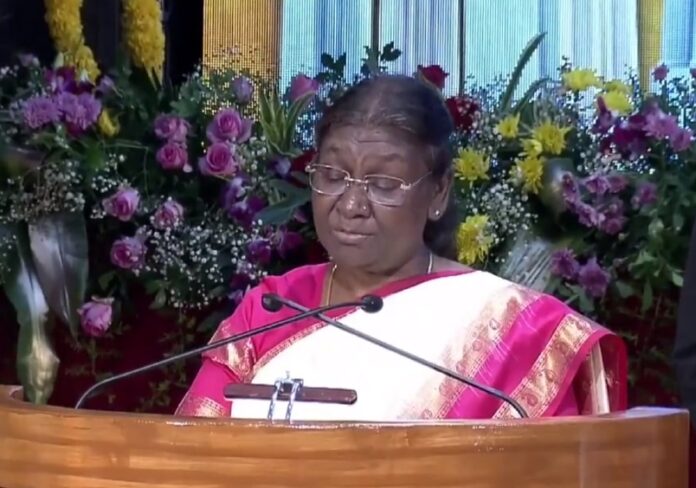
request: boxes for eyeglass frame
[305,163,433,207]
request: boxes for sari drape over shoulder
[176,264,627,420]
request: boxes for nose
[336,181,371,218]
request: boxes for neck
[330,248,432,301]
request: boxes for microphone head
[261,293,284,312]
[360,295,383,313]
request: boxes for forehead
[319,125,425,169]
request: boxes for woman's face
[312,125,451,273]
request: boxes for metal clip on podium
[223,374,358,422]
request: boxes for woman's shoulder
[245,262,329,302]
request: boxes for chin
[325,244,380,270]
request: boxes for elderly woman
[177,75,627,420]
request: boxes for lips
[332,228,373,244]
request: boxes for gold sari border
[493,313,595,419]
[176,394,228,418]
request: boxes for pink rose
[156,142,191,172]
[154,114,190,143]
[102,187,140,222]
[288,74,320,103]
[417,64,449,89]
[152,199,184,229]
[231,76,254,104]
[110,236,147,270]
[198,142,240,177]
[206,108,253,144]
[78,298,113,338]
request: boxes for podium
[0,385,690,487]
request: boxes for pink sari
[176,264,627,419]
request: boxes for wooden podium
[0,385,690,487]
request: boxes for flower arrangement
[0,46,314,403]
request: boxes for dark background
[0,0,203,83]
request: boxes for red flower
[445,96,481,132]
[291,148,316,173]
[417,64,449,89]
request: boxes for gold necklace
[324,252,433,306]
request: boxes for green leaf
[320,53,335,68]
[673,212,685,232]
[256,193,311,225]
[614,280,635,299]
[500,32,546,112]
[270,178,310,197]
[27,212,88,336]
[511,77,549,114]
[150,288,167,309]
[3,224,59,404]
[641,281,654,313]
[98,271,116,291]
[671,271,684,287]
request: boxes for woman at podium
[176,75,627,420]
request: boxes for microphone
[262,293,529,418]
[74,298,377,409]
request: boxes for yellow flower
[496,114,520,139]
[123,0,166,81]
[601,90,633,115]
[521,138,543,157]
[456,215,494,265]
[98,110,120,138]
[603,79,631,94]
[68,44,100,81]
[515,156,545,194]
[533,122,571,155]
[454,148,489,183]
[561,69,601,91]
[44,0,100,80]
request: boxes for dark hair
[315,75,459,259]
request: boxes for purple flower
[583,174,611,196]
[569,200,603,228]
[551,249,580,280]
[228,273,252,305]
[246,238,272,265]
[670,127,693,152]
[154,114,190,143]
[561,174,580,204]
[78,298,113,338]
[272,228,304,258]
[653,64,669,82]
[110,236,147,270]
[199,142,240,177]
[206,108,253,144]
[152,199,184,229]
[102,187,140,222]
[21,96,60,129]
[592,98,615,134]
[577,257,611,298]
[631,182,658,209]
[223,174,249,206]
[231,76,254,104]
[607,174,629,193]
[227,195,266,227]
[598,199,626,235]
[288,73,320,103]
[55,92,102,133]
[156,142,191,172]
[644,110,680,140]
[271,157,292,177]
[96,76,115,96]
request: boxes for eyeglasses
[306,164,431,207]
